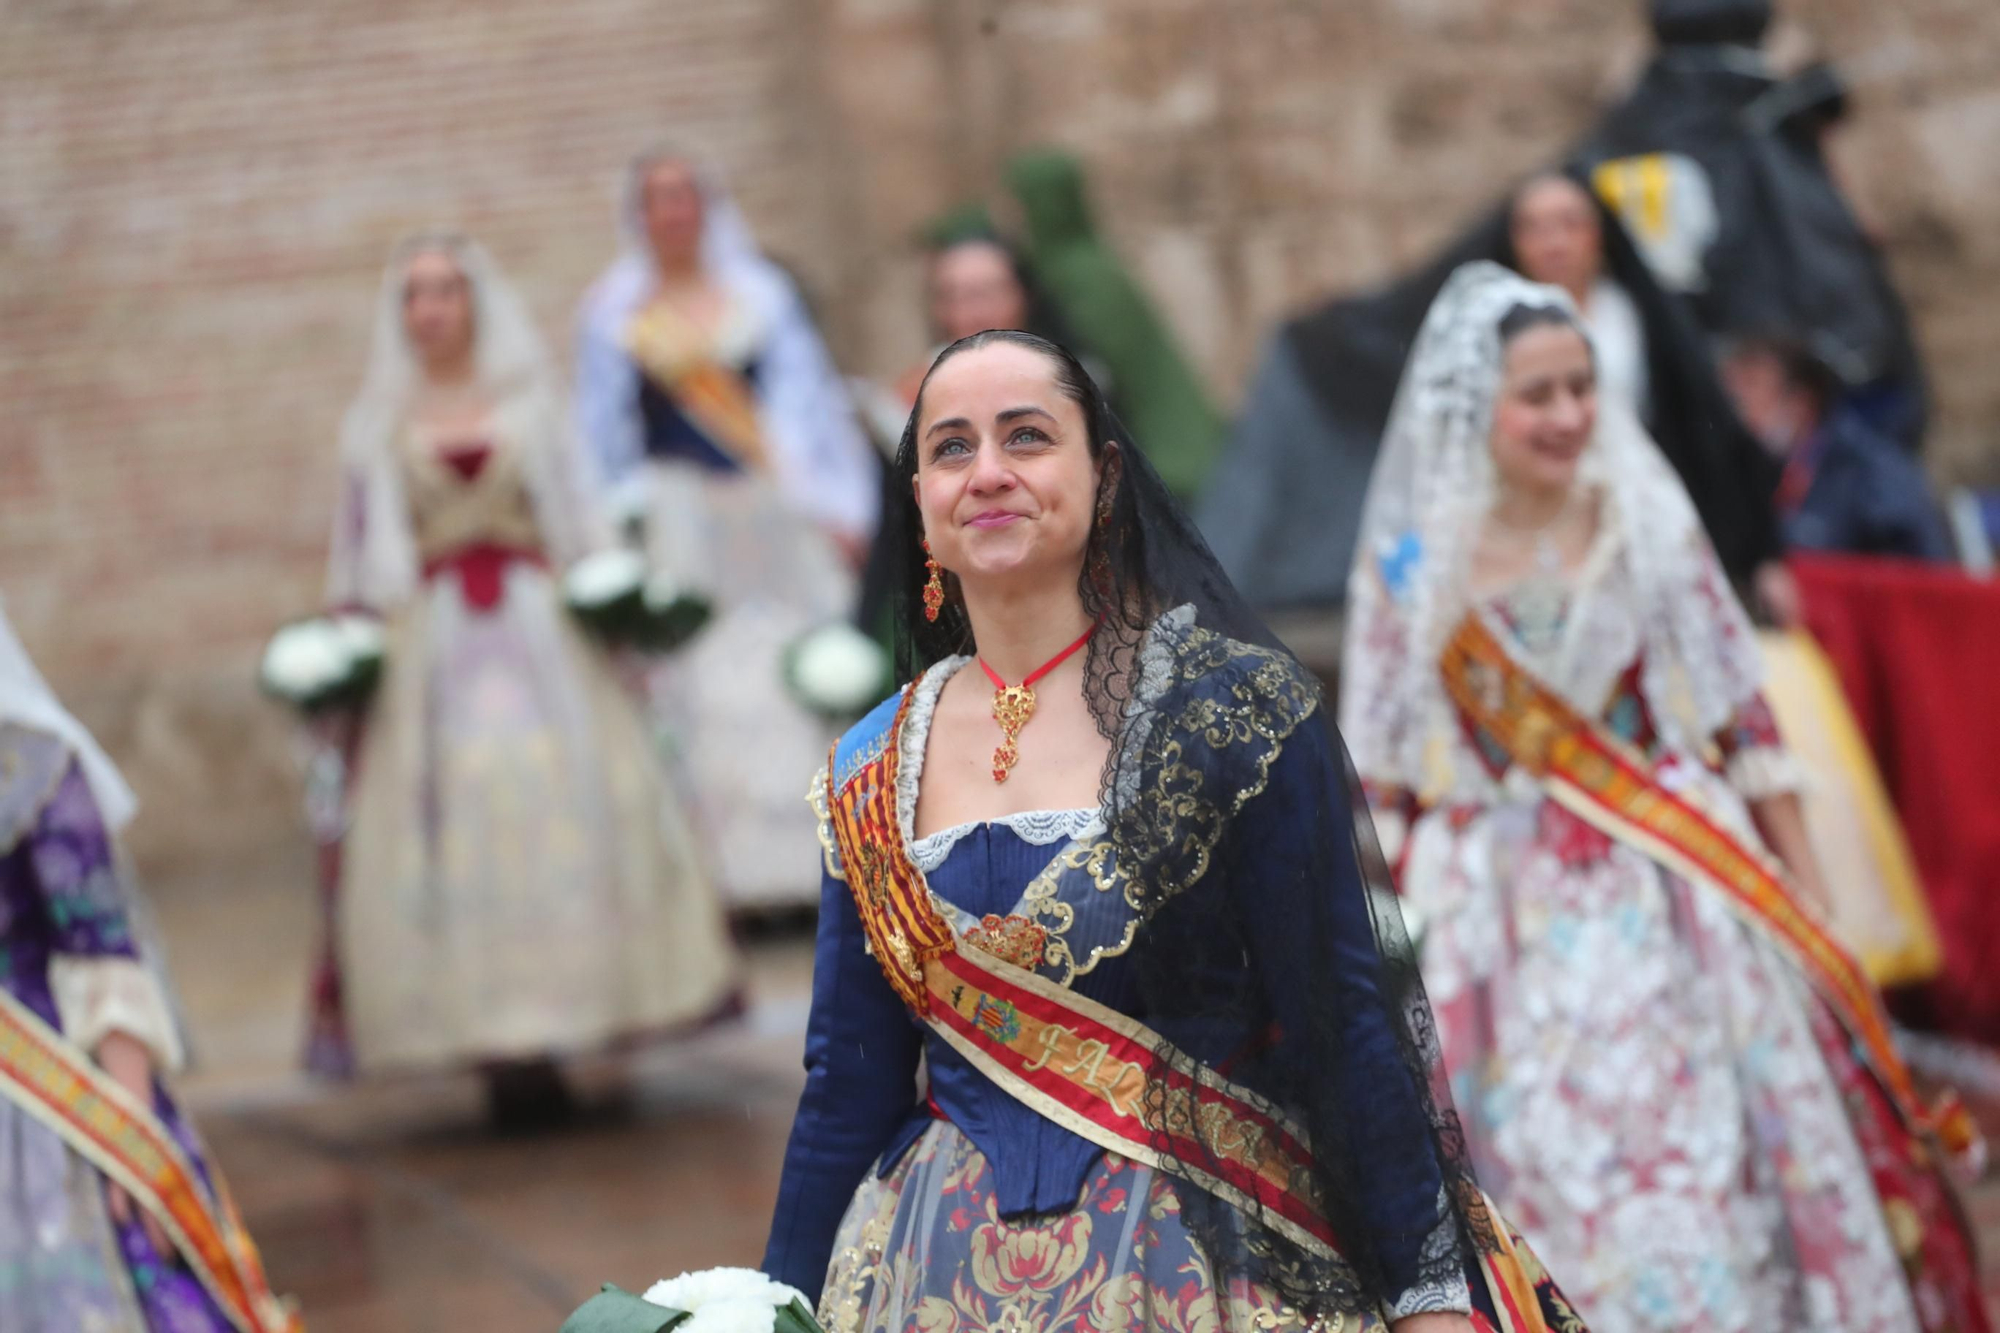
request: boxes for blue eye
[933,438,971,459]
[1009,426,1046,446]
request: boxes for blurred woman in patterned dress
[1342,263,1985,1333]
[0,602,297,1333]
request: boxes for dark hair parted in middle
[891,329,1143,696]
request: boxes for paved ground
[164,845,812,1332]
[154,844,2000,1332]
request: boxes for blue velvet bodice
[915,819,1132,1210]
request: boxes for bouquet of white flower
[564,550,713,653]
[641,572,715,650]
[259,615,386,715]
[561,1268,821,1333]
[782,622,892,721]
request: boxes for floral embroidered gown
[0,724,238,1333]
[1364,532,1984,1333]
[762,615,1583,1332]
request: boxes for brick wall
[3,0,1995,865]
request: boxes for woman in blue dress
[763,331,1585,1332]
[573,150,880,911]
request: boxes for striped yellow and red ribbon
[0,989,300,1333]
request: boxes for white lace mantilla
[1342,262,1769,807]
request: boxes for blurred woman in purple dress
[0,601,297,1333]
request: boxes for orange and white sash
[623,301,766,470]
[0,988,300,1333]
[1439,611,1976,1158]
[824,690,1575,1331]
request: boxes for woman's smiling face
[1490,322,1597,495]
[911,340,1102,592]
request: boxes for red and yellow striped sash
[925,941,1339,1258]
[670,363,764,469]
[0,988,300,1333]
[1440,612,1974,1156]
[824,692,957,1015]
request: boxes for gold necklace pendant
[976,622,1098,786]
[989,682,1037,784]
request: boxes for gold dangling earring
[922,540,945,623]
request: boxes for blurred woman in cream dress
[323,234,737,1115]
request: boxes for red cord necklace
[976,623,1097,784]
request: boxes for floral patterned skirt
[818,1120,1384,1333]
[1409,794,1984,1333]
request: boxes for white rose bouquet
[561,1268,822,1333]
[259,615,386,715]
[782,622,892,721]
[564,550,713,653]
[640,572,715,651]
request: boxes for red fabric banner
[1793,554,2000,1044]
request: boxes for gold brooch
[963,913,1049,970]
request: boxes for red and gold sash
[0,988,300,1333]
[824,692,1574,1330]
[624,302,766,470]
[1440,611,1975,1157]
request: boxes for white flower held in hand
[679,1299,787,1333]
[642,571,693,613]
[641,1268,812,1333]
[260,620,350,700]
[789,623,889,716]
[331,614,386,664]
[564,548,648,609]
